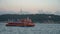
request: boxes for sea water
[0,22,60,34]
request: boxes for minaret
[20,8,22,14]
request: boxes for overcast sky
[0,0,60,15]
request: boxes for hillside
[0,14,60,23]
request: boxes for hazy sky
[0,0,60,14]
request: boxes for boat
[6,17,35,27]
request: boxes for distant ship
[6,17,35,27]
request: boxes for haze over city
[0,0,60,15]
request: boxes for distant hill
[0,14,60,23]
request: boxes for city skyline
[0,0,60,15]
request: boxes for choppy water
[0,23,60,34]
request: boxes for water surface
[0,23,60,34]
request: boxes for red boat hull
[6,23,35,27]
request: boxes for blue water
[0,23,60,34]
